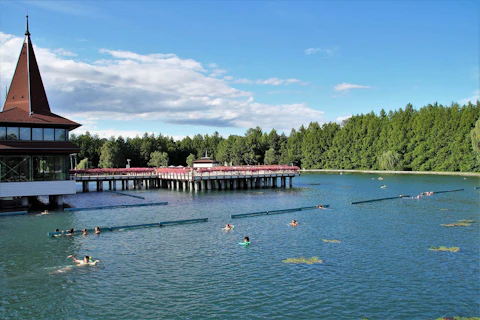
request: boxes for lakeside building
[0,16,81,209]
[192,152,219,168]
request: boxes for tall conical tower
[0,16,82,210]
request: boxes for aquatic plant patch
[441,220,475,227]
[428,246,460,252]
[282,256,323,264]
[435,317,480,320]
[322,239,341,243]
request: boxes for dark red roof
[0,140,80,154]
[1,17,81,130]
[0,106,80,128]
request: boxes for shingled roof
[0,16,81,130]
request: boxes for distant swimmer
[53,228,63,237]
[317,204,324,209]
[65,228,75,236]
[381,185,387,189]
[94,226,101,234]
[67,255,100,266]
[41,210,49,215]
[378,177,383,180]
[82,229,88,236]
[223,224,234,230]
[244,236,250,243]
[290,220,298,227]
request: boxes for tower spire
[25,15,30,36]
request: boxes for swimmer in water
[82,229,88,236]
[290,220,298,227]
[223,224,233,230]
[41,210,49,215]
[94,226,101,234]
[244,236,250,243]
[317,204,324,209]
[53,228,63,237]
[67,255,100,266]
[65,228,75,236]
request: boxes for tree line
[70,101,480,172]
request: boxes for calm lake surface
[1,173,479,319]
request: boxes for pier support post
[97,181,103,191]
[189,181,194,191]
[239,179,244,189]
[108,181,112,190]
[272,177,277,188]
[183,181,186,190]
[176,181,180,190]
[281,177,286,188]
[259,178,264,188]
[289,177,293,188]
[255,178,260,189]
[20,196,29,207]
[246,179,252,189]
[232,179,237,189]
[112,181,117,190]
[207,180,212,190]
[201,180,206,190]
[83,181,89,192]
[194,181,199,191]
[214,180,219,190]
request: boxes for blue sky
[0,0,478,139]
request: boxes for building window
[44,128,54,141]
[0,156,31,182]
[20,127,31,140]
[55,128,66,141]
[7,127,19,140]
[0,127,6,140]
[32,128,43,140]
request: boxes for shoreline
[301,169,480,177]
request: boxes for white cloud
[223,75,233,81]
[209,68,227,77]
[334,82,370,92]
[459,90,479,105]
[336,115,352,123]
[304,47,336,56]
[0,32,324,134]
[233,77,307,86]
[233,78,254,84]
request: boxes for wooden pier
[72,165,300,192]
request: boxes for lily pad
[282,256,323,264]
[429,246,460,252]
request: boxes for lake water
[1,173,479,319]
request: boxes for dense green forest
[70,101,480,172]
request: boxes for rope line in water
[351,196,410,205]
[231,205,329,219]
[48,218,208,237]
[431,188,464,194]
[64,201,168,212]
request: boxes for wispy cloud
[0,32,325,134]
[233,77,307,86]
[304,47,337,57]
[459,90,479,105]
[334,82,370,92]
[53,48,77,57]
[209,69,227,78]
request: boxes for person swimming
[67,255,100,266]
[223,224,233,230]
[244,236,250,243]
[290,220,298,227]
[317,204,324,209]
[41,210,49,215]
[94,226,101,234]
[65,228,75,236]
[82,229,88,235]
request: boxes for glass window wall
[55,128,66,141]
[32,128,43,140]
[0,127,6,140]
[20,127,31,140]
[0,155,71,182]
[7,127,19,140]
[44,128,55,141]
